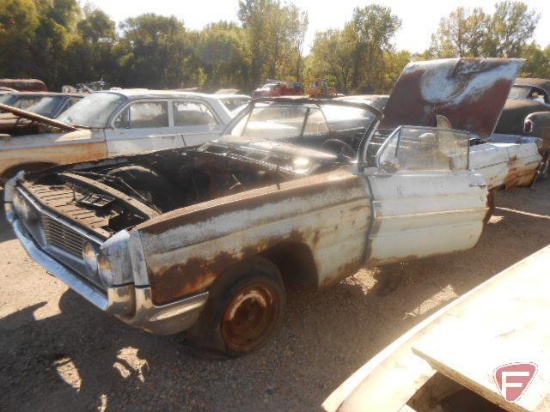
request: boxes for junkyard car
[0,90,238,184]
[335,94,390,112]
[4,58,542,357]
[322,244,550,412]
[0,92,84,135]
[495,78,550,176]
[0,91,47,112]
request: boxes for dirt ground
[0,179,549,412]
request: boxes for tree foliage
[429,1,540,58]
[429,7,489,58]
[0,0,548,91]
[308,5,402,93]
[238,0,308,86]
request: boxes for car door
[106,100,184,156]
[363,125,489,266]
[170,100,226,146]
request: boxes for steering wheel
[321,139,356,160]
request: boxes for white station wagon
[0,89,245,184]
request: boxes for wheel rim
[221,283,280,352]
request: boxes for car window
[14,96,41,110]
[27,96,62,116]
[378,126,470,172]
[219,97,250,112]
[172,101,219,126]
[58,92,126,127]
[303,108,329,136]
[115,101,169,129]
[231,105,308,139]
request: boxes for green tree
[429,7,489,57]
[428,1,540,59]
[63,5,118,86]
[349,5,401,91]
[195,22,249,90]
[521,44,550,78]
[30,0,82,88]
[238,0,308,87]
[308,29,355,92]
[485,0,540,57]
[0,0,40,77]
[118,14,191,88]
[308,5,401,93]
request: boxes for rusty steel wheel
[186,257,285,358]
[221,281,282,353]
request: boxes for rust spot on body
[136,169,363,235]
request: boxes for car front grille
[41,214,86,259]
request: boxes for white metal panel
[105,127,186,156]
[366,171,488,266]
[470,141,541,189]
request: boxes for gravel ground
[0,178,549,412]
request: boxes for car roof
[102,89,233,101]
[514,78,550,94]
[3,91,85,98]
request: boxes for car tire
[187,256,286,358]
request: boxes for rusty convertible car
[4,58,542,357]
[323,244,550,412]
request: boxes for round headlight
[82,242,99,275]
[12,191,31,220]
[98,253,114,287]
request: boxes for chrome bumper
[8,210,209,335]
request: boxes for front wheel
[187,257,285,357]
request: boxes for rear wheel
[187,257,285,357]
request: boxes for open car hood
[380,58,524,138]
[0,103,78,132]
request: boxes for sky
[88,0,550,54]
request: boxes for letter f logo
[494,362,537,402]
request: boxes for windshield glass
[57,92,126,127]
[508,85,531,99]
[0,93,17,106]
[0,94,14,105]
[0,94,18,112]
[220,96,251,112]
[228,102,379,140]
[378,126,470,171]
[27,96,62,116]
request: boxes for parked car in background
[213,93,251,116]
[335,94,390,112]
[0,78,47,92]
[495,78,550,176]
[0,90,239,184]
[5,58,542,358]
[322,244,550,412]
[0,92,84,135]
[0,91,48,112]
[252,80,304,97]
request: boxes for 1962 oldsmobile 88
[4,58,543,357]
